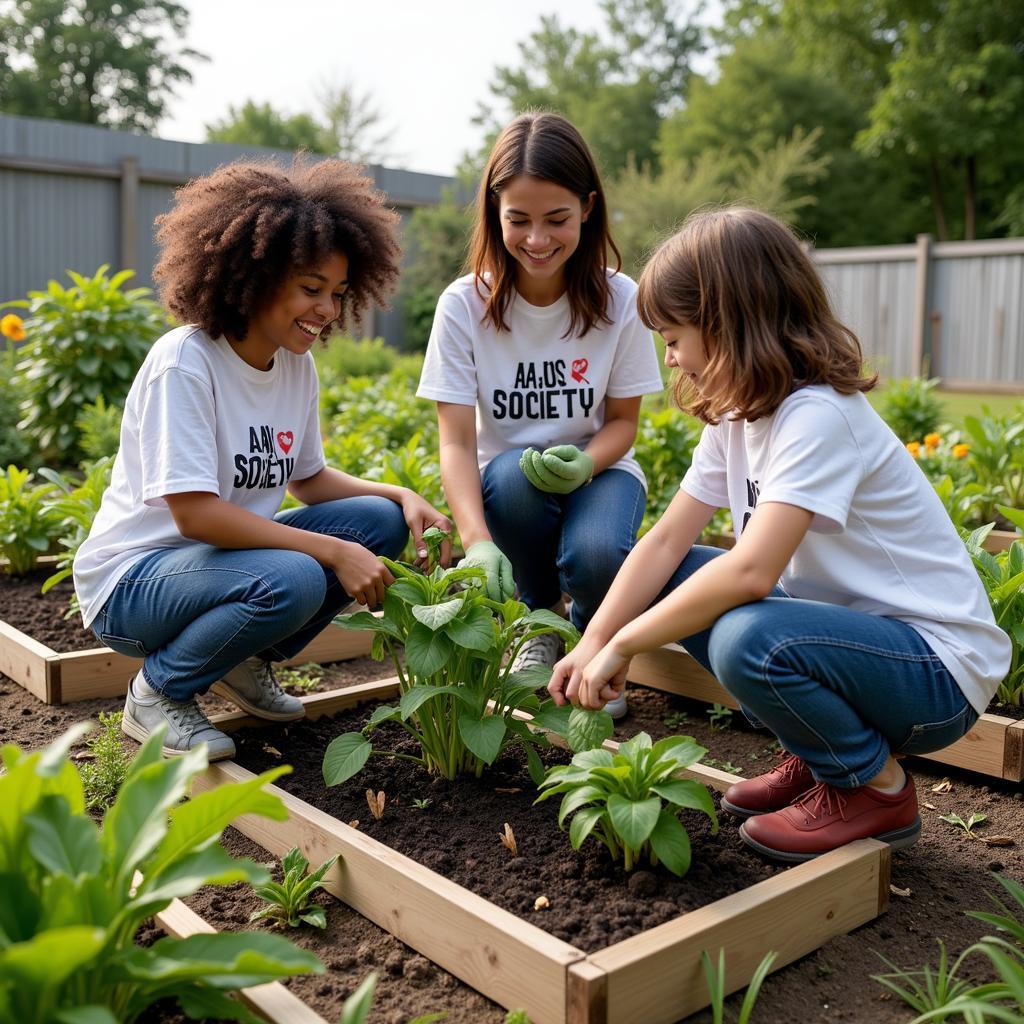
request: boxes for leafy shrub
[313,336,423,386]
[536,731,718,876]
[77,710,132,810]
[250,846,339,930]
[6,266,168,465]
[76,395,123,462]
[324,530,612,786]
[877,377,945,443]
[634,407,702,533]
[962,410,1024,519]
[0,723,321,1024]
[0,346,32,469]
[0,465,58,575]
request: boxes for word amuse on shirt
[492,360,595,421]
[233,424,296,489]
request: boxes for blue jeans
[662,545,978,787]
[91,497,408,701]
[481,448,645,630]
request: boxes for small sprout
[662,710,690,729]
[533,895,549,911]
[939,811,987,838]
[249,846,338,929]
[413,797,432,810]
[366,789,387,820]
[277,662,325,693]
[499,822,519,857]
[504,1011,532,1024]
[703,756,743,775]
[707,703,734,731]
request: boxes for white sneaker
[211,657,305,721]
[509,632,564,673]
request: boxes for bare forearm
[440,442,490,546]
[585,417,639,475]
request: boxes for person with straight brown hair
[548,206,1010,860]
[417,112,663,717]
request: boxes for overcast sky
[161,0,615,177]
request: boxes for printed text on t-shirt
[232,424,296,489]
[741,478,760,533]
[492,359,595,421]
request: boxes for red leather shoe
[720,753,815,818]
[738,774,921,862]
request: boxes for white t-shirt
[681,385,1011,715]
[416,271,664,488]
[74,325,327,628]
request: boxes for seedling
[939,811,988,839]
[277,662,325,693]
[872,942,975,1015]
[499,822,518,857]
[707,703,734,731]
[77,709,132,810]
[662,710,690,729]
[366,789,387,821]
[703,756,743,774]
[413,797,432,810]
[537,731,718,876]
[250,846,340,930]
[504,1012,531,1024]
[702,948,777,1024]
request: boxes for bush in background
[877,376,945,443]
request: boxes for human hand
[519,445,593,494]
[459,539,516,602]
[400,490,452,569]
[330,539,395,609]
[554,641,629,711]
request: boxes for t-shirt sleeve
[681,424,729,508]
[139,367,220,506]
[416,286,478,406]
[292,363,328,481]
[606,283,665,398]
[758,398,865,533]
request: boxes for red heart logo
[276,430,293,454]
[571,358,590,383]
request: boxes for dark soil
[1,657,1022,1023]
[0,568,99,651]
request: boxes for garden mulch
[1,595,1023,1022]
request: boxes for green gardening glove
[459,539,517,602]
[519,444,594,495]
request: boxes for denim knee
[369,498,409,558]
[482,449,545,510]
[706,604,772,699]
[266,552,327,625]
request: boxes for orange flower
[952,443,970,459]
[924,432,941,449]
[906,441,921,457]
[0,313,24,341]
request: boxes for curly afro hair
[153,158,401,340]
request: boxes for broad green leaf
[444,605,496,651]
[618,732,654,761]
[132,847,269,916]
[650,779,718,831]
[54,1008,121,1024]
[175,985,264,1024]
[566,708,614,752]
[399,685,471,719]
[558,785,605,827]
[412,597,463,630]
[505,665,554,691]
[388,578,432,605]
[282,847,309,877]
[26,795,102,877]
[568,806,604,850]
[405,623,453,677]
[340,971,378,1024]
[649,810,692,877]
[521,609,580,642]
[570,747,615,770]
[366,704,401,728]
[323,733,372,786]
[299,907,328,929]
[651,735,707,768]
[0,926,105,986]
[334,611,402,640]
[0,874,42,943]
[523,743,546,787]
[529,700,573,734]
[607,795,661,849]
[457,714,507,764]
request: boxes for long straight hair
[466,112,620,338]
[637,207,876,423]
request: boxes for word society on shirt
[233,424,296,489]
[492,358,595,421]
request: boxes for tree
[478,0,704,176]
[0,0,204,130]
[316,80,396,165]
[206,100,329,153]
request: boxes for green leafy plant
[662,710,690,729]
[933,474,1000,531]
[75,394,123,462]
[962,411,1024,520]
[77,710,132,811]
[339,970,448,1023]
[939,810,988,839]
[503,1011,532,1024]
[877,376,945,443]
[536,731,718,876]
[324,534,612,786]
[0,465,58,575]
[5,265,168,464]
[0,723,322,1024]
[277,662,325,693]
[250,846,339,930]
[413,797,431,810]
[873,941,977,1019]
[707,703,734,731]
[701,948,778,1024]
[960,512,1024,705]
[0,345,32,469]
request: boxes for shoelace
[164,698,214,737]
[792,781,849,821]
[772,753,808,783]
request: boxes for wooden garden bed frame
[193,679,891,1024]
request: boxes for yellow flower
[924,432,941,449]
[952,443,970,459]
[906,441,921,457]
[0,313,24,341]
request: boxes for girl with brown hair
[75,159,449,759]
[417,113,663,716]
[549,206,1010,860]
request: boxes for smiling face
[497,174,595,306]
[658,322,709,389]
[234,251,350,370]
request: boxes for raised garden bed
[627,644,1024,784]
[190,679,891,1024]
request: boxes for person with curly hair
[75,158,450,760]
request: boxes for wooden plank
[154,897,330,1024]
[0,618,56,702]
[627,645,735,708]
[907,713,1013,779]
[193,761,586,1024]
[567,961,608,1024]
[986,529,1019,552]
[1002,719,1024,782]
[588,839,888,1024]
